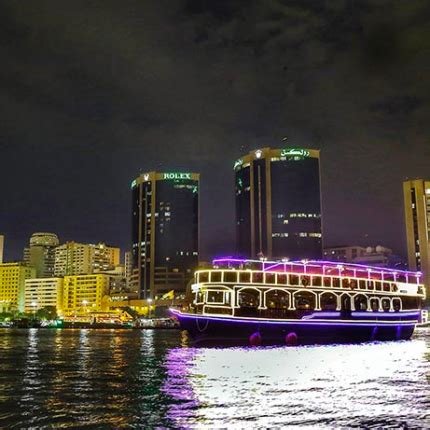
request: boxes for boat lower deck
[171,309,419,345]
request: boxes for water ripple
[0,328,429,428]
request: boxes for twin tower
[131,147,322,299]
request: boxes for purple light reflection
[162,347,200,425]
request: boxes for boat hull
[171,310,418,345]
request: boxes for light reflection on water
[0,328,429,428]
[163,332,430,427]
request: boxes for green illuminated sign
[234,159,243,170]
[163,172,192,180]
[130,179,137,189]
[280,148,310,160]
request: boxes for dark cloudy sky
[1,0,429,262]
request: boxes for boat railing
[194,269,425,297]
[192,284,422,315]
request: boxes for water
[0,328,429,428]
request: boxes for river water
[0,328,429,428]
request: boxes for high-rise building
[124,251,133,280]
[403,179,430,299]
[54,242,120,277]
[323,245,405,269]
[0,262,35,312]
[131,171,199,299]
[0,235,4,263]
[23,232,59,278]
[62,274,111,314]
[235,147,322,260]
[24,278,64,314]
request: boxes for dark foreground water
[0,328,429,428]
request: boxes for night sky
[1,0,429,262]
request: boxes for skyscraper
[131,171,199,299]
[235,147,322,260]
[403,179,430,299]
[24,232,59,278]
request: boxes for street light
[31,301,37,319]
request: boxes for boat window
[301,276,310,287]
[238,289,260,309]
[224,271,237,283]
[332,277,340,288]
[354,294,368,311]
[277,274,287,285]
[340,295,351,312]
[392,283,398,292]
[342,278,350,289]
[210,271,222,283]
[225,292,231,304]
[312,276,322,287]
[265,273,276,284]
[375,281,382,291]
[367,280,374,290]
[349,279,357,290]
[266,290,289,309]
[294,291,316,311]
[402,296,420,310]
[239,271,251,283]
[381,298,391,312]
[392,298,401,311]
[397,274,406,283]
[206,291,224,304]
[370,298,379,311]
[359,279,366,290]
[290,274,299,286]
[252,272,263,283]
[323,277,331,287]
[385,274,395,282]
[195,291,204,304]
[198,272,209,283]
[383,282,390,292]
[320,293,337,310]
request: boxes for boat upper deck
[211,258,422,284]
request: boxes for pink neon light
[212,257,421,277]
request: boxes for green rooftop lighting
[163,173,192,180]
[281,148,310,160]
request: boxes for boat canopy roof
[211,257,422,283]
